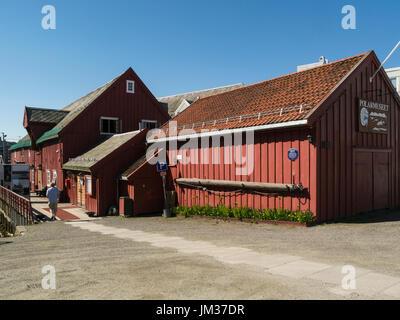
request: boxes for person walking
[46,183,60,221]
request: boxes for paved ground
[31,195,98,221]
[1,210,400,300]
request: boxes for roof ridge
[188,52,370,108]
[61,70,125,111]
[157,83,244,99]
[25,106,67,112]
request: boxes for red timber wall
[64,172,98,213]
[26,123,55,144]
[33,149,42,190]
[126,162,165,215]
[65,173,77,205]
[94,142,146,216]
[167,127,317,215]
[309,52,400,221]
[61,69,170,162]
[10,148,37,190]
[10,148,34,166]
[40,141,65,195]
[64,131,148,216]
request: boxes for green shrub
[174,204,315,224]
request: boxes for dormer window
[100,117,121,135]
[127,80,135,93]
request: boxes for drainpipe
[116,177,119,214]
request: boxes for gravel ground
[0,210,400,300]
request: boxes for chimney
[297,56,329,72]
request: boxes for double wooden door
[354,150,390,213]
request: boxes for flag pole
[370,41,400,83]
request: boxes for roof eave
[62,165,92,173]
[147,120,309,143]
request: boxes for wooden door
[38,169,42,190]
[373,152,390,210]
[134,178,164,214]
[354,150,390,214]
[77,176,86,207]
[354,151,373,214]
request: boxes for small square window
[100,117,120,134]
[127,80,135,93]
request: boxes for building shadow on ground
[123,212,163,218]
[326,208,400,224]
[0,241,13,245]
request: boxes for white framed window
[139,120,158,130]
[46,170,51,186]
[126,80,135,93]
[86,176,92,195]
[100,117,120,135]
[52,170,57,184]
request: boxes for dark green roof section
[36,126,63,145]
[26,107,69,124]
[8,138,32,151]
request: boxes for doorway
[77,176,86,208]
[37,169,42,190]
[354,150,390,213]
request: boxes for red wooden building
[119,149,165,215]
[148,51,400,222]
[10,67,170,214]
[63,130,148,215]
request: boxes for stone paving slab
[64,221,400,299]
[267,259,331,279]
[241,254,302,269]
[353,272,400,297]
[307,266,372,285]
[327,272,400,298]
[175,241,219,254]
[383,282,400,298]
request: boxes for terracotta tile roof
[160,52,368,136]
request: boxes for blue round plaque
[288,148,299,161]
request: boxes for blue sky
[0,0,399,141]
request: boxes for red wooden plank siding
[169,129,313,215]
[311,52,400,221]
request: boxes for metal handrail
[0,185,34,225]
